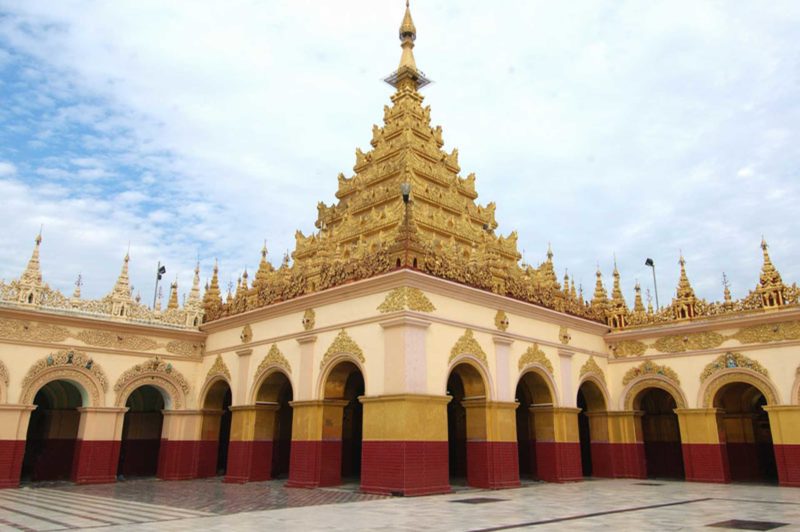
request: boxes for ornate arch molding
[114,357,189,410]
[249,344,292,403]
[20,350,108,406]
[447,353,494,401]
[621,360,685,410]
[0,359,8,403]
[516,364,560,407]
[199,355,232,404]
[699,368,780,408]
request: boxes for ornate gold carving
[206,355,231,383]
[302,309,316,330]
[559,326,571,345]
[114,356,190,395]
[0,318,70,343]
[449,329,487,365]
[625,378,687,410]
[256,344,292,376]
[518,344,553,374]
[702,371,778,407]
[0,359,8,388]
[240,324,253,344]
[700,351,768,382]
[652,331,725,353]
[610,340,647,358]
[622,360,680,386]
[494,310,509,331]
[321,329,365,369]
[378,287,435,313]
[75,329,159,351]
[731,321,800,344]
[579,356,605,381]
[166,340,201,357]
[21,349,108,404]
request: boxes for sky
[0,0,798,308]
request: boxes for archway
[515,370,555,481]
[117,385,164,479]
[21,380,83,481]
[714,382,777,483]
[200,380,232,477]
[322,360,364,485]
[254,371,294,478]
[577,379,607,477]
[635,388,684,479]
[447,362,490,487]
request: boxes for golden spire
[633,281,645,314]
[253,241,273,288]
[757,237,785,307]
[722,272,733,309]
[672,254,697,319]
[386,0,430,89]
[203,259,223,320]
[17,230,44,304]
[187,262,202,306]
[590,266,609,316]
[167,279,179,310]
[109,251,133,317]
[608,260,629,328]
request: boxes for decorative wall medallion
[0,359,9,388]
[114,356,190,395]
[75,329,159,351]
[700,351,768,382]
[240,324,253,344]
[0,318,70,343]
[653,331,725,353]
[449,329,487,365]
[206,355,231,383]
[731,321,800,344]
[22,349,108,395]
[302,309,316,330]
[622,360,680,386]
[166,340,201,357]
[256,344,292,376]
[320,329,365,369]
[494,310,509,331]
[559,326,571,345]
[610,340,647,358]
[579,356,605,381]
[517,344,553,374]
[377,287,435,313]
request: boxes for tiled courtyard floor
[0,477,798,531]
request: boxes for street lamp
[644,258,660,310]
[153,262,166,308]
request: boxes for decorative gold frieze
[652,331,725,353]
[449,329,487,365]
[494,310,509,331]
[206,355,231,383]
[321,329,365,370]
[559,326,571,345]
[579,356,605,381]
[114,356,190,395]
[22,349,108,394]
[257,344,292,376]
[240,324,253,344]
[166,340,201,357]
[610,340,647,358]
[700,351,768,382]
[731,321,800,344]
[0,318,70,343]
[622,360,680,386]
[302,309,316,331]
[518,344,553,374]
[378,287,435,313]
[75,329,159,351]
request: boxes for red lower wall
[682,443,730,483]
[773,444,800,487]
[118,439,161,478]
[465,441,520,489]
[0,440,25,489]
[71,440,120,484]
[589,442,614,477]
[157,440,200,480]
[609,442,646,479]
[287,440,322,488]
[535,441,582,482]
[360,441,450,496]
[224,440,273,483]
[195,440,219,478]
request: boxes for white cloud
[0,161,17,176]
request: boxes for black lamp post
[153,262,166,308]
[645,258,659,309]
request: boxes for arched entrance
[714,382,777,483]
[117,385,164,479]
[515,370,556,481]
[577,379,607,477]
[21,380,83,481]
[200,380,232,477]
[255,371,294,478]
[322,361,364,486]
[635,388,684,479]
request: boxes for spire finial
[385,0,430,89]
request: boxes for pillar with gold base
[0,405,35,488]
[675,408,730,483]
[287,399,348,488]
[765,406,800,487]
[71,407,127,484]
[359,394,450,496]
[530,406,582,482]
[224,405,278,483]
[462,399,520,489]
[157,410,203,480]
[604,411,646,478]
